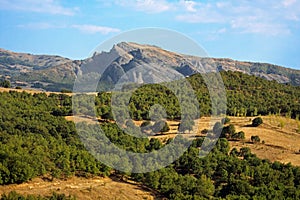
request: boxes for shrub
[252,117,263,127]
[152,120,170,133]
[251,135,261,143]
[201,129,208,134]
[222,117,231,124]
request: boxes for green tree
[251,135,261,143]
[178,118,194,133]
[222,117,231,124]
[152,120,169,133]
[0,80,11,88]
[252,117,263,127]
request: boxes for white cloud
[0,0,78,15]
[231,18,291,36]
[115,0,173,13]
[17,22,121,34]
[107,0,300,36]
[17,22,66,29]
[176,13,224,23]
[174,0,299,36]
[282,0,297,7]
[179,0,197,12]
[71,25,121,34]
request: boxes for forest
[94,71,300,121]
[0,71,300,199]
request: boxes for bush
[232,131,245,140]
[152,120,170,133]
[61,89,72,93]
[201,129,208,134]
[140,121,151,127]
[252,117,263,127]
[0,80,10,88]
[222,117,231,124]
[251,135,261,143]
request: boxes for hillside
[1,43,300,91]
[0,72,300,199]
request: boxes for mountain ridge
[0,42,299,91]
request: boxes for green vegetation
[222,117,231,124]
[0,80,10,88]
[0,91,108,184]
[251,135,261,143]
[1,70,300,199]
[132,135,300,199]
[96,71,300,121]
[252,117,263,127]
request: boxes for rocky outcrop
[0,42,299,91]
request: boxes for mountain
[0,43,299,91]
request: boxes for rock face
[0,42,299,91]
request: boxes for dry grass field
[65,115,300,166]
[228,116,300,166]
[0,87,73,96]
[0,176,159,200]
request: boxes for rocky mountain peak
[0,42,300,91]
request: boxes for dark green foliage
[223,124,236,136]
[220,124,245,141]
[252,117,263,127]
[95,71,300,120]
[140,121,151,127]
[134,137,300,199]
[231,131,245,140]
[152,120,170,133]
[60,89,72,93]
[201,129,208,134]
[0,91,108,184]
[222,117,231,124]
[251,135,261,143]
[0,80,10,88]
[178,118,195,133]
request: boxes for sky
[0,0,300,70]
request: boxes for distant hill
[0,43,299,91]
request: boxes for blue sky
[0,0,299,69]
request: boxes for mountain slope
[0,43,299,91]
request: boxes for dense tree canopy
[95,71,300,121]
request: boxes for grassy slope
[0,176,159,200]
